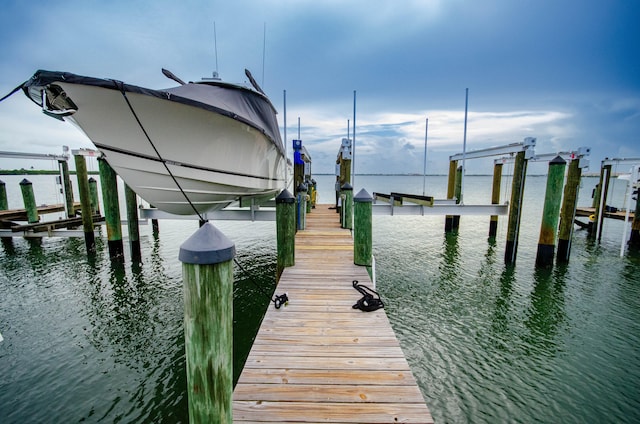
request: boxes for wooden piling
[451,165,462,231]
[557,159,582,262]
[592,164,612,241]
[179,223,235,424]
[58,159,74,218]
[125,184,141,262]
[19,179,39,223]
[98,158,124,260]
[505,151,528,264]
[536,156,567,268]
[445,160,458,232]
[0,180,7,211]
[297,183,307,231]
[630,179,640,247]
[354,188,373,267]
[74,154,95,253]
[489,163,503,238]
[88,177,100,215]
[341,183,353,230]
[276,189,296,276]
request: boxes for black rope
[113,80,206,222]
[234,258,288,309]
[352,280,384,312]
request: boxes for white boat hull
[55,82,285,215]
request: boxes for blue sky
[0,0,638,175]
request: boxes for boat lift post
[448,137,536,264]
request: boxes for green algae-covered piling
[125,184,141,262]
[98,158,124,260]
[179,223,235,424]
[536,156,567,268]
[75,155,95,253]
[557,158,582,262]
[276,189,296,276]
[19,179,39,223]
[489,163,503,238]
[341,182,353,230]
[297,183,307,231]
[88,177,100,215]
[354,188,373,267]
[0,180,7,211]
[505,151,528,264]
[445,160,458,232]
[59,159,74,218]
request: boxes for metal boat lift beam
[139,207,276,222]
[601,157,640,167]
[449,137,536,161]
[495,147,591,168]
[0,150,68,161]
[372,203,508,216]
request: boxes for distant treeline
[0,169,99,175]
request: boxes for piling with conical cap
[354,188,373,267]
[179,223,235,423]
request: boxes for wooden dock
[576,206,635,221]
[233,204,433,423]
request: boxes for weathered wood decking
[233,204,433,423]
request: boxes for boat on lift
[16,68,286,215]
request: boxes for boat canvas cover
[22,70,285,156]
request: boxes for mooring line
[113,80,206,222]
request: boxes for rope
[234,258,289,309]
[352,280,384,312]
[113,80,206,222]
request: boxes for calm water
[1,173,639,423]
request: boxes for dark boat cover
[21,70,285,156]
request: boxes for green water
[1,174,639,423]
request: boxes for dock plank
[232,204,433,423]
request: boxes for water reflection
[524,266,567,356]
[490,265,516,341]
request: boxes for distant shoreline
[0,169,99,175]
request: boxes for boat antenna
[262,22,266,87]
[213,21,219,79]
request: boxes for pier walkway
[233,204,433,423]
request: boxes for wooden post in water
[536,156,567,268]
[592,164,612,241]
[557,158,582,262]
[74,154,95,253]
[276,189,295,276]
[296,183,307,231]
[0,180,7,211]
[341,182,353,230]
[58,159,74,218]
[125,184,141,262]
[179,223,235,424]
[489,163,503,238]
[451,165,462,231]
[98,158,124,260]
[19,179,39,223]
[630,191,640,247]
[88,177,100,215]
[354,188,373,267]
[505,151,528,264]
[444,160,458,232]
